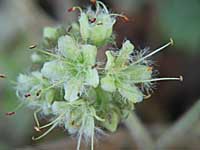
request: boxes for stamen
[34,126,41,132]
[68,7,76,12]
[110,14,129,22]
[179,75,183,81]
[68,6,82,13]
[144,94,151,99]
[96,1,109,13]
[5,102,24,116]
[5,112,15,116]
[89,18,97,23]
[133,39,174,65]
[90,0,96,4]
[34,109,41,127]
[39,113,65,129]
[147,67,153,72]
[0,74,6,78]
[32,122,58,141]
[29,44,37,49]
[134,76,183,83]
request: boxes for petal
[85,68,99,87]
[101,75,116,92]
[43,27,58,40]
[57,35,78,58]
[123,64,152,82]
[81,44,97,66]
[52,101,69,114]
[79,13,90,42]
[41,60,66,81]
[118,83,143,103]
[116,40,134,66]
[64,79,83,101]
[105,51,115,70]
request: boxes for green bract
[15,1,178,150]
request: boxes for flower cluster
[14,1,182,150]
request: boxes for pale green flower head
[14,0,181,149]
[41,35,99,101]
[101,40,152,103]
[78,1,118,46]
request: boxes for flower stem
[124,112,155,150]
[156,99,200,148]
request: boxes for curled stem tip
[134,76,183,84]
[32,123,58,141]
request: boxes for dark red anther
[122,16,129,22]
[68,7,75,12]
[0,74,6,78]
[89,18,96,23]
[5,112,16,116]
[90,0,96,4]
[24,93,31,98]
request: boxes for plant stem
[156,99,200,148]
[124,112,155,150]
